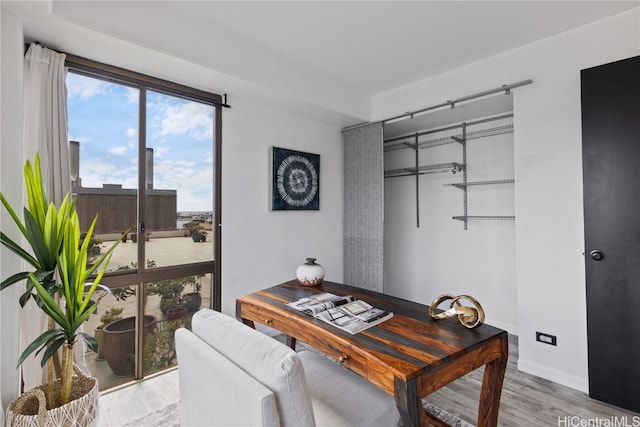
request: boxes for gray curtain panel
[342,123,384,292]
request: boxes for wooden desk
[236,280,508,427]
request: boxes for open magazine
[287,292,393,334]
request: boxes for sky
[66,72,214,212]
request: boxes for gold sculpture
[429,294,485,329]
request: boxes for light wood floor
[426,335,639,426]
[98,335,639,426]
[98,369,179,426]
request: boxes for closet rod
[342,79,532,132]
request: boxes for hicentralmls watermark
[558,416,640,427]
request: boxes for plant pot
[6,366,98,427]
[131,233,137,243]
[94,326,105,360]
[166,306,187,320]
[183,292,202,313]
[103,315,156,377]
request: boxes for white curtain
[20,43,90,390]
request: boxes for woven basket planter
[5,367,99,427]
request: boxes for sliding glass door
[66,60,222,389]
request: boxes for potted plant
[185,221,201,236]
[183,280,202,313]
[143,317,190,374]
[147,277,189,314]
[1,154,124,426]
[186,221,208,242]
[165,296,188,320]
[94,307,123,360]
[100,261,157,376]
[102,314,156,376]
[191,230,207,242]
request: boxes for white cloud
[108,146,127,155]
[156,102,213,140]
[153,158,213,211]
[154,146,171,158]
[79,158,137,189]
[125,87,139,103]
[126,128,137,138]
[67,73,109,99]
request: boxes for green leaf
[18,290,36,307]
[56,194,74,249]
[85,224,127,278]
[73,304,97,329]
[42,202,59,267]
[80,333,98,353]
[24,209,53,270]
[0,271,30,291]
[0,231,40,268]
[29,274,70,333]
[17,328,62,367]
[23,155,47,230]
[0,193,27,238]
[39,338,66,368]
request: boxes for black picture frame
[271,147,320,211]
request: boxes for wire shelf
[444,179,515,189]
[384,123,514,152]
[453,215,515,221]
[384,162,465,178]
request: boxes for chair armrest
[175,328,280,426]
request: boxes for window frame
[65,53,223,379]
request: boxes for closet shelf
[384,162,465,178]
[444,179,515,189]
[384,120,513,152]
[453,215,515,221]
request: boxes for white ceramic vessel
[296,258,325,286]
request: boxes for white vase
[296,258,325,286]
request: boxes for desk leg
[241,319,255,329]
[286,336,297,350]
[395,377,419,426]
[395,377,436,427]
[477,335,509,427]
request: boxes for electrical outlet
[536,332,557,346]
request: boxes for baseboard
[518,359,589,393]
[484,317,517,336]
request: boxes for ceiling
[150,1,639,95]
[3,1,639,125]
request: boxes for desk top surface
[237,280,507,380]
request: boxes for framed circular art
[271,146,320,211]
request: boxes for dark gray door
[581,55,640,413]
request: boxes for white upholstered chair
[175,309,400,426]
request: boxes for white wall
[384,114,517,333]
[0,7,345,408]
[373,9,640,392]
[220,99,344,316]
[0,8,24,415]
